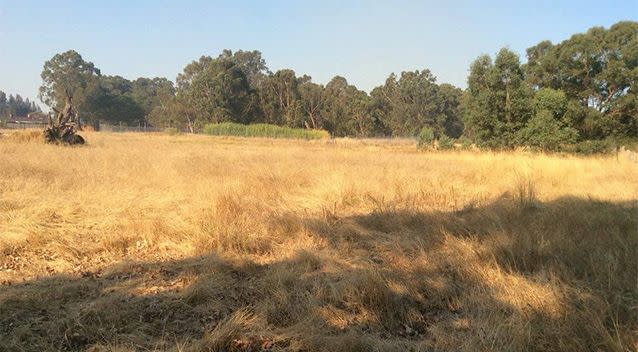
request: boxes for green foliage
[437,135,456,150]
[417,126,435,149]
[439,84,465,138]
[564,139,616,154]
[533,88,568,118]
[518,110,578,151]
[148,95,197,132]
[84,79,145,125]
[39,20,636,152]
[370,70,464,137]
[178,56,257,125]
[321,76,373,137]
[299,80,325,130]
[202,122,247,136]
[217,49,269,88]
[463,49,533,148]
[457,136,474,150]
[130,77,176,118]
[258,69,304,127]
[0,91,40,118]
[39,51,176,127]
[202,122,330,140]
[523,21,638,140]
[464,21,637,151]
[39,50,101,113]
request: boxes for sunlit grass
[0,129,636,351]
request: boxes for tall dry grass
[0,130,636,351]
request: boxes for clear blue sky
[0,0,635,105]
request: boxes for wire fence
[99,123,166,133]
[0,120,192,134]
[2,121,48,129]
[0,120,417,144]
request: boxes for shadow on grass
[1,196,636,351]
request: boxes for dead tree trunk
[44,96,85,145]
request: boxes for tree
[259,69,303,126]
[464,49,532,147]
[438,84,464,138]
[493,48,533,138]
[299,80,325,129]
[533,88,568,119]
[0,91,6,118]
[84,79,145,125]
[148,94,197,132]
[176,56,213,92]
[524,40,559,89]
[321,76,372,136]
[178,56,256,124]
[0,92,40,118]
[39,50,101,117]
[518,88,578,150]
[371,70,463,138]
[518,110,578,151]
[218,49,270,89]
[131,77,176,120]
[523,21,638,139]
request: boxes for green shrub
[565,139,615,154]
[533,88,568,118]
[457,136,473,150]
[437,135,456,150]
[164,127,179,135]
[202,122,330,140]
[518,110,578,151]
[417,127,435,149]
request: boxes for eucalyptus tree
[39,50,101,118]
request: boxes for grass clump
[417,126,435,149]
[6,129,43,143]
[0,132,636,351]
[437,135,456,150]
[203,122,330,140]
[164,127,180,135]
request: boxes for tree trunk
[43,95,85,145]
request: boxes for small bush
[7,130,42,143]
[202,122,330,140]
[518,110,578,151]
[515,175,538,210]
[164,127,179,136]
[417,127,435,149]
[566,139,615,154]
[437,135,456,150]
[457,137,474,150]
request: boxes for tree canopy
[39,50,101,116]
[0,91,40,118]
[463,21,637,149]
[36,21,637,151]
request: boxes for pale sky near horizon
[0,0,636,105]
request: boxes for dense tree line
[147,49,465,138]
[464,21,637,149]
[0,91,40,118]
[39,50,175,127]
[38,21,636,149]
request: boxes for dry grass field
[0,130,636,351]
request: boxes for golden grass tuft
[3,128,43,143]
[0,131,636,351]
